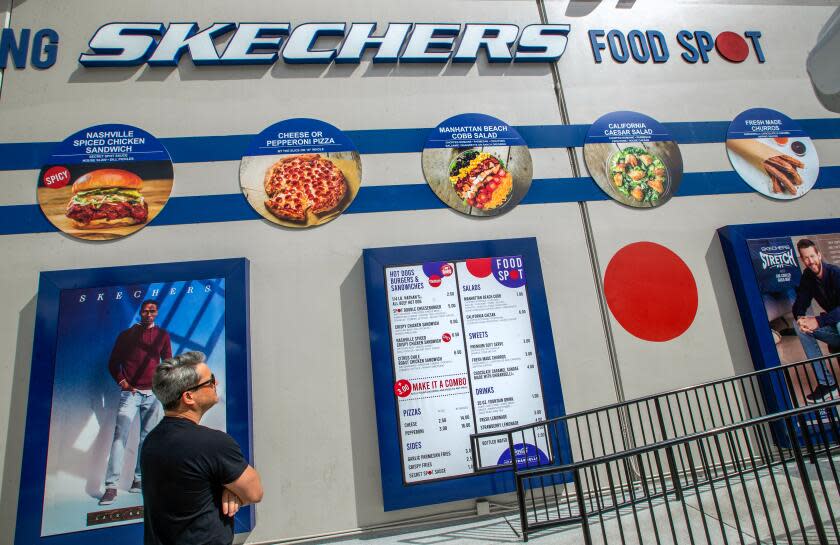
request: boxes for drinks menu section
[386,256,549,485]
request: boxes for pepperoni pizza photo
[240,119,362,229]
[263,154,348,222]
[240,151,361,228]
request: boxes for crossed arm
[221,466,264,517]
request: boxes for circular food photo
[422,113,533,217]
[37,124,174,241]
[584,111,683,209]
[240,119,361,228]
[449,150,514,211]
[726,108,819,200]
[607,146,669,205]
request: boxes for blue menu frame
[15,258,253,544]
[363,237,571,510]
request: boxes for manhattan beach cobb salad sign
[422,114,533,217]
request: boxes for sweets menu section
[385,256,549,484]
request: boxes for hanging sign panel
[239,118,361,228]
[583,111,683,208]
[37,124,174,241]
[421,113,533,217]
[364,238,570,510]
[719,220,840,441]
[15,259,253,545]
[726,108,819,200]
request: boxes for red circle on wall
[442,333,452,342]
[604,242,698,342]
[429,275,442,288]
[715,32,749,63]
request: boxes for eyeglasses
[183,373,216,395]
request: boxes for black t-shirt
[141,416,248,545]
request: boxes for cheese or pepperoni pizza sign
[240,118,362,229]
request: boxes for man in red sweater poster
[99,299,172,505]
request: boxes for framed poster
[15,258,253,545]
[363,237,571,510]
[719,219,840,427]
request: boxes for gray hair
[153,351,206,410]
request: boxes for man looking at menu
[793,239,840,401]
[142,351,263,545]
[99,299,172,505]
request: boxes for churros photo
[726,109,819,200]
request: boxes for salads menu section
[386,256,548,484]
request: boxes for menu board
[385,256,549,484]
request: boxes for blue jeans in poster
[795,320,839,387]
[104,391,163,487]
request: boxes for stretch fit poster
[747,234,840,405]
[385,257,548,484]
[40,278,227,536]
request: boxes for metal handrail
[515,396,840,542]
[518,397,840,478]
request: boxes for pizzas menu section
[385,256,548,484]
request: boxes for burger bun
[72,169,143,194]
[72,217,143,230]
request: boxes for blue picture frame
[15,258,253,544]
[719,218,840,418]
[363,237,571,510]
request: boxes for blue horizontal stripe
[4,166,840,236]
[2,118,839,171]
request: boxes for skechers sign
[0,23,570,69]
[0,23,767,70]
